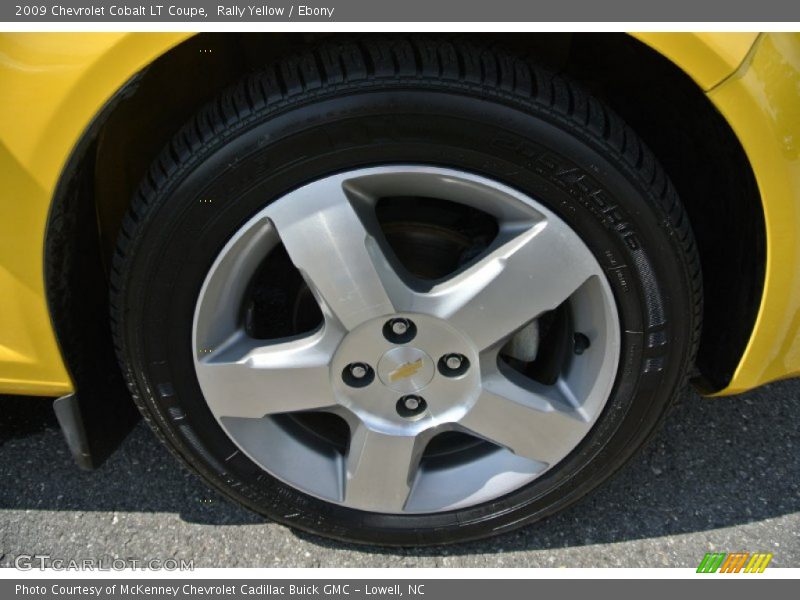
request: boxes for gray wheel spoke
[193,218,277,351]
[267,178,408,331]
[196,328,340,419]
[441,220,599,351]
[458,371,589,465]
[344,424,425,512]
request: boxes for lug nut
[350,364,368,379]
[438,353,470,377]
[342,362,374,388]
[392,320,409,335]
[404,396,420,410]
[445,355,463,370]
[383,317,417,344]
[397,395,427,418]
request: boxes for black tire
[110,36,702,546]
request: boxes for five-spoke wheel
[192,167,619,513]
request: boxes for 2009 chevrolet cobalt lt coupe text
[1,32,798,544]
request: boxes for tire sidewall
[120,87,694,545]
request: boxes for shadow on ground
[1,379,798,556]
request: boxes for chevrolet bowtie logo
[389,359,424,382]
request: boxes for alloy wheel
[192,166,620,514]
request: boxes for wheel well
[45,32,765,402]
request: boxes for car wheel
[110,37,701,545]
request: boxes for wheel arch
[41,33,766,452]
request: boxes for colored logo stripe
[697,553,726,573]
[697,552,773,573]
[720,553,749,573]
[745,553,773,573]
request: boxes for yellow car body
[0,32,799,398]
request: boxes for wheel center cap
[377,347,435,393]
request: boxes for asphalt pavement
[0,380,798,568]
